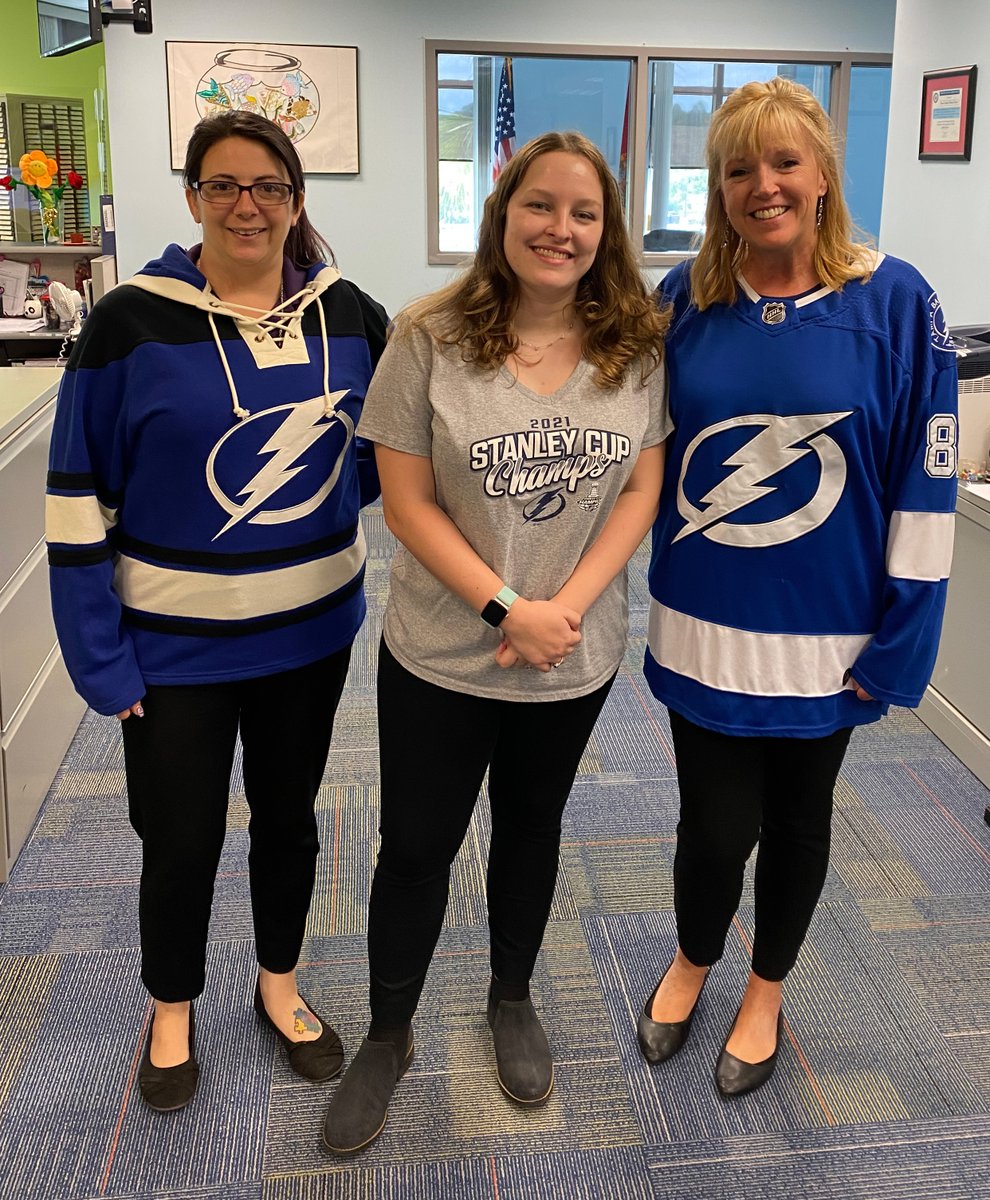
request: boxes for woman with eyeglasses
[45,110,387,1111]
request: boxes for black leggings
[121,647,352,1002]
[368,639,615,1026]
[669,710,852,982]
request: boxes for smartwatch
[480,585,519,628]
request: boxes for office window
[434,50,632,255]
[428,43,892,264]
[644,61,830,251]
[437,54,481,254]
[844,65,892,241]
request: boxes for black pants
[368,639,615,1026]
[121,647,352,1002]
[669,710,853,982]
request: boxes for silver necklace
[515,321,574,353]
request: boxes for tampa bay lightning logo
[205,393,352,540]
[674,411,852,547]
[928,291,954,353]
[523,489,566,522]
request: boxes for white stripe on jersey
[114,524,366,620]
[46,493,118,544]
[886,510,954,581]
[647,601,871,698]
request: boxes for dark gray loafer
[487,989,554,1106]
[322,1034,414,1155]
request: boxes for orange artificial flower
[18,149,59,190]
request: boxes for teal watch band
[494,585,518,608]
[480,585,519,627]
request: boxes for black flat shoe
[487,985,554,1106]
[253,977,344,1082]
[139,1003,200,1112]
[322,1033,414,1155]
[636,963,708,1065]
[715,1009,783,1097]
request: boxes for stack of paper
[0,258,31,317]
[0,317,45,333]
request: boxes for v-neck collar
[498,356,590,402]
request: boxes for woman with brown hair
[46,110,387,1111]
[322,131,671,1153]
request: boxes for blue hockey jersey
[46,244,387,716]
[644,253,958,737]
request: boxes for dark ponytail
[182,110,335,268]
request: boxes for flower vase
[40,200,62,246]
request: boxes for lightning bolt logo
[522,489,566,523]
[206,393,353,539]
[674,411,852,547]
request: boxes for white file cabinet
[0,368,86,880]
[918,484,990,791]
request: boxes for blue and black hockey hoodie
[45,242,387,715]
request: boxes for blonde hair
[403,131,668,389]
[691,77,874,311]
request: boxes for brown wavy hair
[403,131,668,389]
[182,110,335,268]
[691,77,875,311]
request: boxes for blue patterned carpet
[1,506,989,1199]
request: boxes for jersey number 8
[925,414,957,479]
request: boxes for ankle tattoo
[293,1007,320,1035]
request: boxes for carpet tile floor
[1,511,988,1198]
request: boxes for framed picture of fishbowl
[165,41,360,173]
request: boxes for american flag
[618,74,630,206]
[492,57,516,181]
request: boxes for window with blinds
[1,93,90,242]
[20,98,90,238]
[0,103,14,241]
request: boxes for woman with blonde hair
[323,131,671,1153]
[638,77,957,1097]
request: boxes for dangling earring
[816,195,825,228]
[721,218,731,248]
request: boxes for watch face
[481,598,508,627]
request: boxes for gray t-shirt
[358,324,671,701]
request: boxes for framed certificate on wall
[919,65,978,161]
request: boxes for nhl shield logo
[761,302,786,325]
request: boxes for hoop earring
[816,195,825,228]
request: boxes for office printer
[951,325,990,381]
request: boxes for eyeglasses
[192,179,295,206]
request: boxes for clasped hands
[494,597,581,673]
